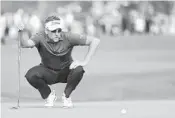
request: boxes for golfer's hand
[16,22,25,31]
[69,60,87,69]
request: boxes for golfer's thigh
[25,64,57,85]
[56,66,70,83]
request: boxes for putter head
[11,106,20,109]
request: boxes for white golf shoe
[44,90,57,107]
[62,93,73,108]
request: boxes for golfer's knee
[74,66,85,74]
[25,69,41,83]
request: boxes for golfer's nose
[55,30,59,36]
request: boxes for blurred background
[1,1,175,44]
[1,1,175,102]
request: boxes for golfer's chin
[53,38,59,42]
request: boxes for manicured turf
[2,100,175,118]
[1,35,175,117]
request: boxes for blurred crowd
[90,1,175,36]
[1,1,175,44]
[0,8,43,44]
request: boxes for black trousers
[25,64,85,99]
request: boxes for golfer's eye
[51,28,62,33]
[51,30,57,33]
[57,28,62,33]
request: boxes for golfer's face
[48,28,62,42]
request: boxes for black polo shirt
[31,31,87,70]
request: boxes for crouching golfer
[17,15,100,108]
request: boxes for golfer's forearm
[84,38,100,63]
[19,32,28,47]
[19,32,33,48]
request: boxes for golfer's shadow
[18,105,75,109]
[21,105,62,109]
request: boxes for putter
[11,31,21,109]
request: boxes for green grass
[2,100,175,118]
[1,35,175,102]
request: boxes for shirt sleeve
[66,32,87,46]
[30,33,41,47]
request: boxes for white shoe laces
[62,94,73,107]
[45,90,56,104]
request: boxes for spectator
[28,13,42,35]
[0,11,7,44]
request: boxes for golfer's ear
[45,29,48,34]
